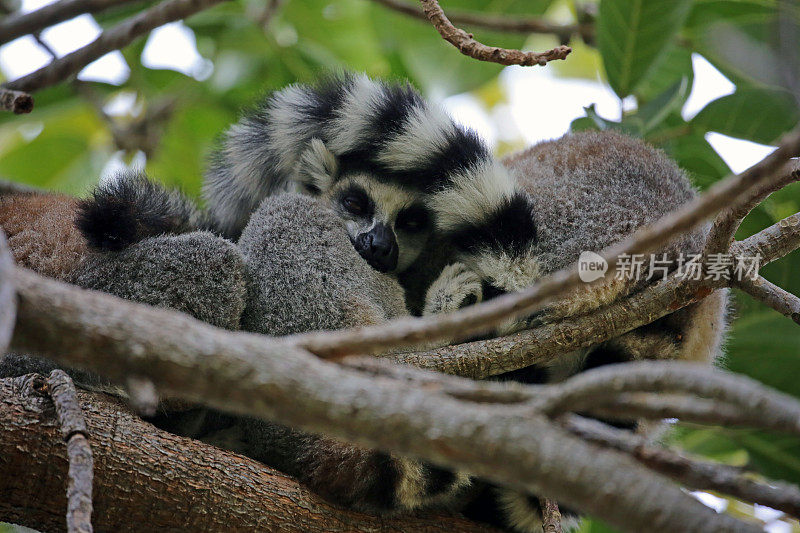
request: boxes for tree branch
[734,275,800,325]
[41,370,94,533]
[417,0,571,66]
[582,393,791,433]
[7,267,762,533]
[532,363,800,436]
[0,374,487,533]
[0,0,141,45]
[0,87,33,114]
[541,498,563,533]
[2,0,229,95]
[705,168,800,254]
[732,211,800,267]
[563,415,800,519]
[372,0,592,43]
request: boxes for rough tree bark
[0,374,492,533]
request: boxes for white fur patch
[423,262,483,316]
[469,249,541,293]
[324,74,387,154]
[395,458,471,510]
[295,138,338,192]
[429,159,517,232]
[265,84,322,175]
[375,102,455,170]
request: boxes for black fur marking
[308,73,356,124]
[359,82,423,153]
[336,184,374,219]
[369,452,401,510]
[396,203,431,234]
[635,313,687,347]
[76,172,199,251]
[583,345,630,371]
[411,127,490,192]
[422,463,457,496]
[448,192,537,256]
[492,364,550,385]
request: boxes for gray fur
[238,194,407,335]
[70,231,248,330]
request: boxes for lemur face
[295,138,433,273]
[326,176,432,273]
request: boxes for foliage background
[0,0,798,530]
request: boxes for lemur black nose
[356,223,398,273]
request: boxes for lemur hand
[423,263,483,316]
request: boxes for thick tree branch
[8,267,761,533]
[286,137,800,358]
[0,375,486,533]
[417,0,571,66]
[2,0,229,95]
[563,415,800,519]
[734,275,800,325]
[373,0,593,43]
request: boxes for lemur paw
[423,263,483,316]
[394,458,472,510]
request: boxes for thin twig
[0,0,141,45]
[584,393,782,432]
[3,0,229,94]
[532,362,800,436]
[734,275,800,325]
[418,0,571,66]
[0,87,33,113]
[705,168,800,254]
[732,211,800,267]
[563,415,800,519]
[541,498,562,533]
[372,0,592,42]
[43,370,93,533]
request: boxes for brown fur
[0,192,87,280]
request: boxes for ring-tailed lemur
[204,72,535,282]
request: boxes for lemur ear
[295,138,339,195]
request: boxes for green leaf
[633,44,693,105]
[598,0,693,97]
[691,87,799,145]
[0,102,107,193]
[637,77,690,134]
[685,1,783,88]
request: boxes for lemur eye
[396,205,430,234]
[341,194,368,216]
